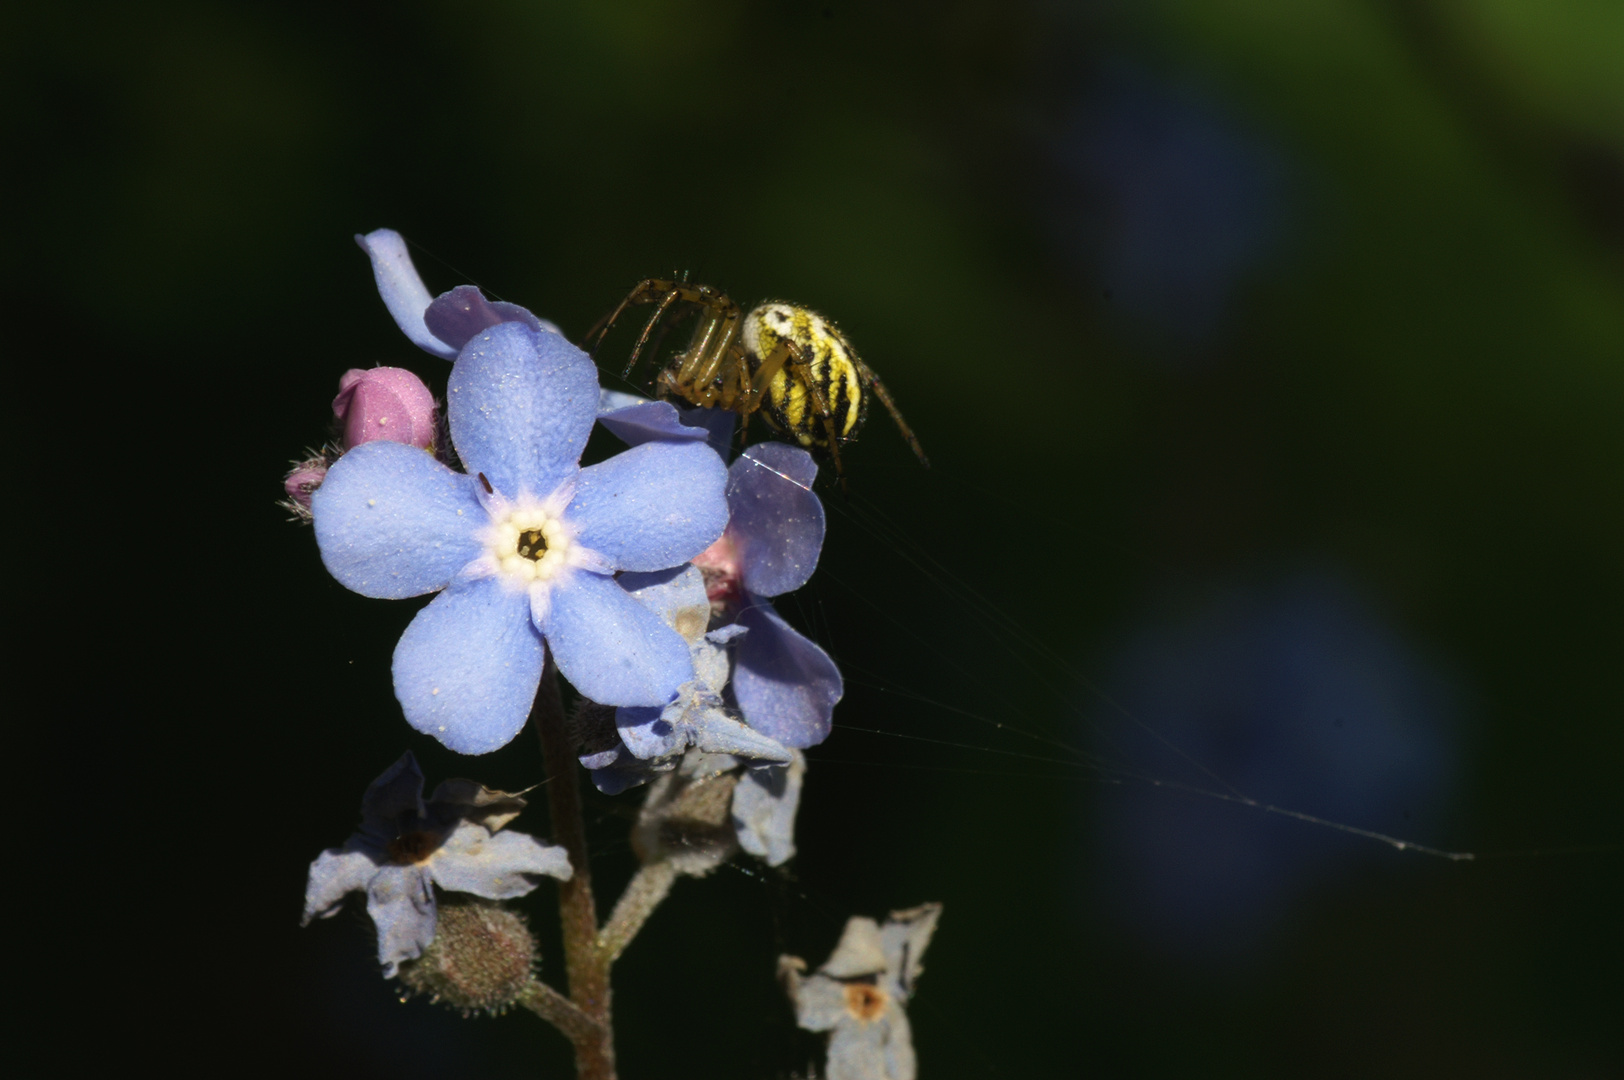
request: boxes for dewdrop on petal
[334,366,438,451]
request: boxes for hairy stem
[534,653,616,1080]
[516,979,603,1046]
[598,861,678,965]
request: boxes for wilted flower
[312,309,730,754]
[334,366,437,451]
[780,904,943,1080]
[302,753,571,977]
[731,748,805,866]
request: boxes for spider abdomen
[743,302,866,450]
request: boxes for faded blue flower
[302,753,571,977]
[313,300,730,754]
[579,565,794,794]
[599,398,843,749]
[731,748,805,866]
[780,903,943,1080]
[699,440,842,748]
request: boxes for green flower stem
[534,651,617,1080]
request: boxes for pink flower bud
[283,460,328,513]
[333,367,437,451]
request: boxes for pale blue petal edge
[355,229,457,360]
[597,400,736,459]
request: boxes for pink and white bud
[333,367,437,451]
[282,457,329,519]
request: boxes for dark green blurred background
[16,1,1620,1076]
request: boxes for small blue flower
[599,399,844,749]
[314,293,730,755]
[780,903,943,1080]
[302,753,572,977]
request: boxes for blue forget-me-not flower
[302,753,572,976]
[315,244,731,755]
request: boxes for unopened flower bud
[333,366,437,451]
[281,454,331,521]
[396,896,537,1016]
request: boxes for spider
[583,278,927,477]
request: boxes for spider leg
[747,341,795,408]
[673,293,743,409]
[583,278,670,358]
[691,308,744,404]
[624,286,685,378]
[853,358,929,466]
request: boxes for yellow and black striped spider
[583,278,927,477]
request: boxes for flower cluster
[314,234,730,755]
[293,229,943,1077]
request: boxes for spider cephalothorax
[584,278,927,477]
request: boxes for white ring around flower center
[487,506,573,584]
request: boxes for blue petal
[312,441,485,599]
[366,864,437,976]
[355,229,457,360]
[617,702,682,759]
[570,441,729,571]
[598,400,737,458]
[728,443,825,597]
[393,578,545,754]
[357,753,427,842]
[424,285,559,352]
[732,598,842,748]
[448,322,598,498]
[539,571,693,707]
